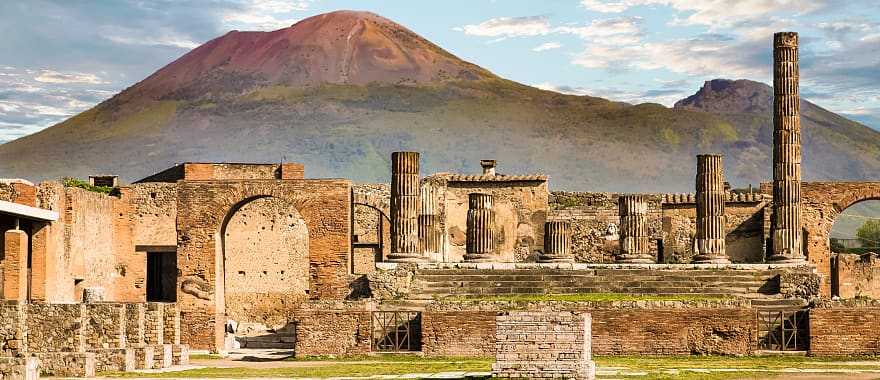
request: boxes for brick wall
[422,311,495,357]
[291,310,371,356]
[145,303,165,345]
[493,312,594,379]
[127,183,178,247]
[810,305,880,356]
[833,253,880,299]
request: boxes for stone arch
[802,182,880,297]
[219,195,309,330]
[176,179,351,350]
[352,191,391,272]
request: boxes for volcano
[1,10,878,191]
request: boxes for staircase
[410,267,788,300]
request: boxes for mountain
[1,11,879,192]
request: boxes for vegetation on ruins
[856,219,880,248]
[61,177,116,194]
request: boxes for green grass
[61,177,115,194]
[102,354,880,379]
[445,293,735,303]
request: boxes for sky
[0,0,879,143]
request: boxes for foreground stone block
[91,348,135,372]
[131,345,155,370]
[172,344,190,365]
[493,311,595,380]
[150,344,172,369]
[35,352,95,378]
[0,356,39,380]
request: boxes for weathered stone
[617,195,654,263]
[693,154,729,263]
[464,193,496,262]
[388,151,424,262]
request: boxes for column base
[615,253,655,264]
[537,254,575,263]
[692,255,731,264]
[385,253,428,263]
[463,253,495,263]
[767,254,807,264]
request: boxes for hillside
[0,11,878,192]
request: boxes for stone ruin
[0,32,880,378]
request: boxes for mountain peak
[674,79,771,114]
[128,10,494,100]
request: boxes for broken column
[388,151,424,262]
[616,195,653,263]
[769,31,806,263]
[693,154,730,264]
[539,221,574,263]
[419,182,441,257]
[3,227,28,301]
[464,193,496,262]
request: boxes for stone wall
[493,311,594,379]
[0,356,39,379]
[84,303,126,349]
[223,196,309,329]
[810,303,880,356]
[128,183,178,247]
[0,301,26,356]
[352,183,391,274]
[26,303,86,352]
[833,253,880,299]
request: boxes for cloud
[534,81,690,106]
[34,70,105,84]
[454,16,552,38]
[532,42,563,52]
[580,0,631,13]
[580,0,828,27]
[557,17,642,44]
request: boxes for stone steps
[236,333,296,349]
[410,268,783,299]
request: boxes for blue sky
[1,0,878,143]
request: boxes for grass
[444,293,735,303]
[102,354,880,379]
[61,177,115,194]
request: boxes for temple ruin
[2,32,880,378]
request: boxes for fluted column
[419,182,441,257]
[388,151,424,262]
[464,193,496,262]
[769,32,806,263]
[693,154,730,263]
[617,195,654,263]
[538,221,574,263]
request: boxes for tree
[856,219,880,248]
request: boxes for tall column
[388,151,423,262]
[693,154,730,263]
[770,32,806,263]
[617,195,653,263]
[464,193,496,262]
[419,182,441,257]
[538,221,574,263]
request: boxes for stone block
[0,356,39,380]
[172,344,190,365]
[131,345,155,370]
[150,344,172,369]
[493,311,595,380]
[35,352,95,378]
[91,348,135,372]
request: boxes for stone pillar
[539,221,574,263]
[693,154,730,263]
[419,182,441,257]
[616,195,653,263]
[770,31,806,263]
[464,193,496,262]
[388,151,424,262]
[3,229,28,301]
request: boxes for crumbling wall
[549,192,662,263]
[442,181,548,262]
[223,196,309,329]
[422,311,495,357]
[810,301,880,356]
[493,312,594,379]
[352,183,391,274]
[833,253,880,299]
[0,301,26,356]
[26,303,86,352]
[291,309,371,356]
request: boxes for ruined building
[2,33,880,375]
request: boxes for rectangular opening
[757,309,808,352]
[146,251,177,302]
[371,311,422,352]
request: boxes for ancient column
[769,32,806,263]
[388,151,423,262]
[693,154,730,263]
[419,182,441,257]
[538,221,574,263]
[464,193,496,262]
[617,195,653,263]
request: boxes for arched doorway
[352,203,390,274]
[829,199,880,298]
[221,196,309,345]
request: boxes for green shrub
[61,177,116,195]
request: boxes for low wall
[493,311,595,379]
[291,309,371,356]
[422,311,495,357]
[809,303,880,356]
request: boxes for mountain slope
[0,11,879,192]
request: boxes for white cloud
[557,17,642,44]
[455,16,552,38]
[104,34,200,50]
[580,0,631,13]
[532,42,563,52]
[34,70,105,84]
[580,0,827,28]
[222,0,313,30]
